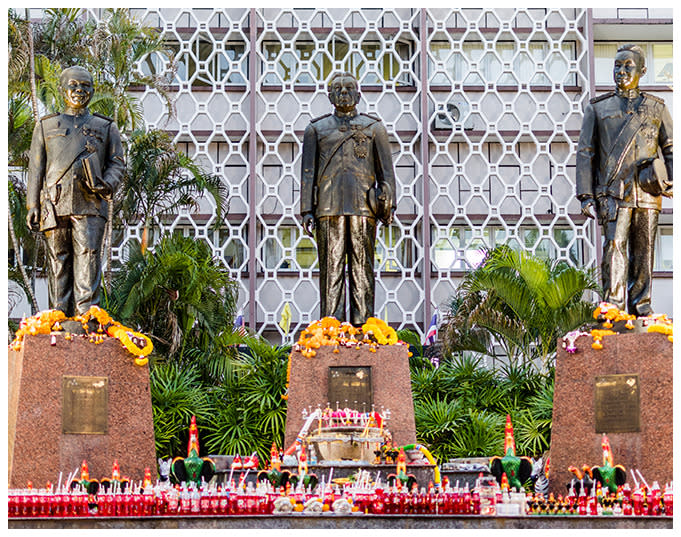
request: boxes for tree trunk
[8,210,39,314]
[25,10,39,122]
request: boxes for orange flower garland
[283,316,404,399]
[9,306,153,365]
[590,302,673,348]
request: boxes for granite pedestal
[8,333,156,488]
[549,332,672,495]
[284,345,416,449]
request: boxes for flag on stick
[423,312,437,345]
[279,302,292,335]
[234,313,246,336]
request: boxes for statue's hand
[303,213,315,237]
[580,199,595,219]
[26,207,40,231]
[93,180,113,199]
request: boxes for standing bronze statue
[577,44,673,316]
[27,66,125,317]
[300,72,396,325]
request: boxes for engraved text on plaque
[594,374,640,433]
[62,376,109,434]
[327,367,372,412]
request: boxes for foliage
[83,8,175,133]
[108,233,238,362]
[412,353,554,461]
[440,245,599,372]
[119,129,229,252]
[150,362,214,458]
[202,339,290,462]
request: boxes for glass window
[431,41,575,85]
[262,38,413,85]
[375,225,415,272]
[431,225,585,270]
[652,43,673,84]
[260,227,318,271]
[655,226,673,270]
[594,42,673,87]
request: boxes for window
[429,40,577,85]
[163,39,248,87]
[260,224,416,272]
[261,227,317,271]
[262,37,414,85]
[655,226,673,271]
[431,225,585,270]
[594,42,673,87]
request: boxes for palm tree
[441,245,599,372]
[82,8,177,291]
[203,338,290,464]
[32,8,89,68]
[109,233,238,361]
[121,129,229,253]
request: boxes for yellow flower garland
[590,303,673,348]
[9,306,153,365]
[282,316,404,398]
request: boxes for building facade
[22,8,674,340]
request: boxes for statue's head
[327,71,360,114]
[613,44,646,92]
[60,66,94,110]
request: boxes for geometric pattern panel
[85,8,594,340]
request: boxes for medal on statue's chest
[352,129,369,159]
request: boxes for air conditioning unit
[433,101,473,130]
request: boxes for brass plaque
[62,376,109,434]
[594,374,640,433]
[328,367,372,411]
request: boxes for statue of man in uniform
[27,66,125,317]
[300,72,396,325]
[577,44,673,316]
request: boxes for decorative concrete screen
[88,8,594,339]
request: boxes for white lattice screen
[87,8,596,340]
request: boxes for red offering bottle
[663,484,673,516]
[200,488,211,514]
[632,488,643,516]
[462,484,471,515]
[649,482,661,516]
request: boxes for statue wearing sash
[27,66,125,316]
[576,44,672,316]
[300,72,396,325]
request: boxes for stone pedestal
[284,345,416,448]
[549,332,672,495]
[8,333,156,488]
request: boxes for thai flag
[234,313,246,336]
[423,312,437,345]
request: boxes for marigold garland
[282,316,405,399]
[9,306,153,365]
[590,302,673,349]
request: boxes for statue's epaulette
[361,112,381,122]
[641,92,664,104]
[590,91,615,104]
[93,112,114,122]
[310,113,332,123]
[40,112,59,121]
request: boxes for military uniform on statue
[576,44,672,316]
[27,66,125,317]
[300,72,396,325]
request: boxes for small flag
[279,302,292,335]
[234,313,246,336]
[423,312,437,345]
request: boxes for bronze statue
[300,72,396,325]
[577,44,673,316]
[27,66,125,317]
